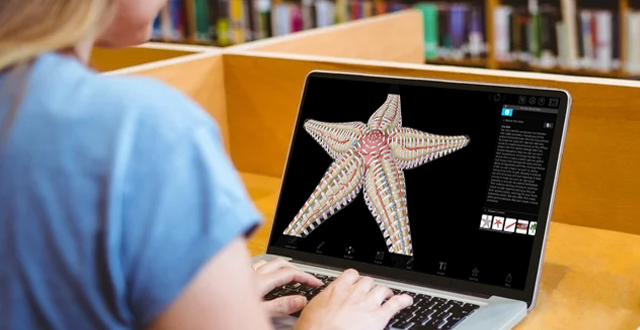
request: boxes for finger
[331,269,360,288]
[380,294,413,319]
[261,268,324,293]
[264,296,307,317]
[256,258,296,274]
[354,276,376,293]
[252,259,268,271]
[369,285,393,304]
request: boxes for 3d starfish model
[283,94,470,256]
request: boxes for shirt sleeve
[116,87,263,327]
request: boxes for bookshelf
[419,0,640,80]
[149,0,640,80]
[151,0,411,47]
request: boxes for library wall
[238,10,424,63]
[91,46,197,72]
[222,52,640,236]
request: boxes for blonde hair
[0,0,117,142]
[0,0,117,70]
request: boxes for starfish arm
[388,128,470,170]
[362,150,412,256]
[367,94,402,133]
[284,149,365,237]
[304,120,368,159]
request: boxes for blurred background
[151,0,640,80]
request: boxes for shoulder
[9,53,225,179]
[98,75,218,147]
[29,53,218,144]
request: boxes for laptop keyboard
[264,272,480,330]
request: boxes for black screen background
[267,74,568,302]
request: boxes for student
[0,1,413,330]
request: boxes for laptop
[253,70,571,330]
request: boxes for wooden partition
[91,43,217,72]
[228,10,424,64]
[223,51,640,237]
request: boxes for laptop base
[252,254,527,330]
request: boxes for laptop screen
[267,71,569,305]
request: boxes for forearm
[146,238,274,330]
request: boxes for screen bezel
[266,70,572,308]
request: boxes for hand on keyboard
[252,258,324,317]
[294,269,413,330]
[264,268,480,330]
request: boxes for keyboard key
[412,313,431,326]
[441,304,455,313]
[426,300,443,310]
[417,299,432,308]
[264,292,279,301]
[438,319,451,329]
[459,304,479,316]
[424,316,444,328]
[446,315,467,329]
[404,305,420,315]
[401,291,417,298]
[461,303,479,311]
[391,321,415,329]
[282,289,300,296]
[434,310,453,321]
[416,293,432,300]
[442,304,461,315]
[395,311,411,320]
[298,285,315,293]
[422,308,438,319]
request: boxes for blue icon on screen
[502,108,513,116]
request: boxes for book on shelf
[194,0,212,42]
[151,0,408,46]
[494,0,620,73]
[152,0,188,41]
[415,2,487,62]
[627,9,640,75]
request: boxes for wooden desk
[240,172,640,330]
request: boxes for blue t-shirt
[0,53,262,330]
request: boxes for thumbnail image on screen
[282,94,470,256]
